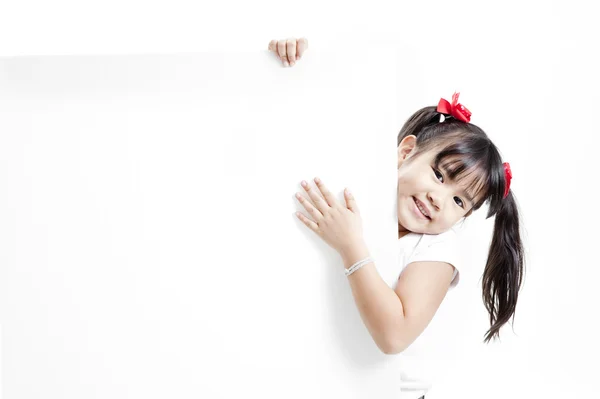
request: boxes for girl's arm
[392,260,456,352]
[342,244,455,354]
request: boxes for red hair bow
[503,162,512,199]
[437,91,472,123]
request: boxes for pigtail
[481,190,525,343]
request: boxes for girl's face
[397,135,475,236]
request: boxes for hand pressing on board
[268,37,309,67]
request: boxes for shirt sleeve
[407,229,464,289]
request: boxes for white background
[1,1,599,398]
[0,48,409,397]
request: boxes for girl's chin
[398,218,425,235]
[399,211,435,235]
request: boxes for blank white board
[0,48,406,398]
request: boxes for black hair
[398,105,525,343]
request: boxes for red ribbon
[503,162,512,198]
[437,91,472,123]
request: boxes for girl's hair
[397,105,525,343]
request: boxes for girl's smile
[412,197,431,220]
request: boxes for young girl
[274,37,525,398]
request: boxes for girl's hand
[295,177,364,255]
[268,37,308,67]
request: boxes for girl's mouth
[413,197,431,220]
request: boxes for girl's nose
[427,192,440,212]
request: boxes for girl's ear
[398,135,417,167]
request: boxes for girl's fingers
[268,37,308,66]
[313,178,336,208]
[286,38,297,66]
[268,40,277,52]
[296,37,308,59]
[296,211,319,233]
[301,181,330,216]
[277,39,288,66]
[296,191,323,219]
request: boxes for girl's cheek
[397,175,410,186]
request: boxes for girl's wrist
[340,241,371,270]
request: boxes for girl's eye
[433,167,465,208]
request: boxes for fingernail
[290,61,295,66]
[284,61,289,67]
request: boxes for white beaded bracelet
[344,256,374,277]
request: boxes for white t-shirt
[393,227,467,399]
